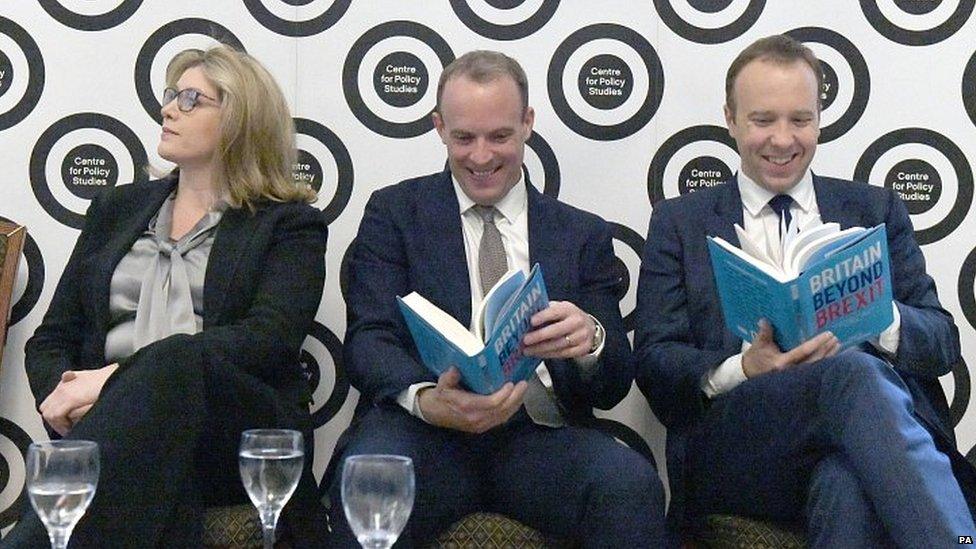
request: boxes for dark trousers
[3,356,328,548]
[326,404,669,548]
[686,350,974,547]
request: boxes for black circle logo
[294,118,354,225]
[243,0,351,37]
[60,144,120,200]
[373,51,429,108]
[785,27,870,144]
[950,358,971,427]
[0,215,44,326]
[688,0,735,11]
[548,24,664,141]
[648,125,738,205]
[0,17,44,131]
[525,131,560,198]
[820,60,839,111]
[654,0,764,44]
[0,49,12,98]
[611,223,644,333]
[884,159,942,215]
[894,0,944,14]
[860,0,974,45]
[343,21,454,138]
[304,322,350,429]
[451,0,560,40]
[134,19,245,124]
[854,128,973,245]
[30,113,149,229]
[964,51,976,129]
[294,150,323,193]
[578,54,633,110]
[678,156,733,195]
[37,0,143,31]
[0,418,36,529]
[959,245,976,333]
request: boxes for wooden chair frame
[0,221,27,366]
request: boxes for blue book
[396,263,550,394]
[707,223,894,350]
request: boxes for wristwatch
[588,315,604,353]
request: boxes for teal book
[707,223,894,351]
[397,263,550,394]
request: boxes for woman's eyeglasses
[162,87,219,112]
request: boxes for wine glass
[238,429,304,549]
[26,440,100,549]
[341,454,415,549]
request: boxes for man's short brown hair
[725,35,823,116]
[436,50,529,115]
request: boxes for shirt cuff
[871,302,901,356]
[396,382,437,423]
[701,351,748,398]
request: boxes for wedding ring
[565,335,574,347]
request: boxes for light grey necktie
[475,205,508,294]
[472,206,565,427]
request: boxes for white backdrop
[1,0,975,527]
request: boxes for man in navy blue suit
[327,50,667,547]
[635,34,975,547]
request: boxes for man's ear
[522,106,535,137]
[723,103,735,137]
[432,111,447,144]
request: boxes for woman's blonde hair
[165,45,316,209]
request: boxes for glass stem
[48,527,70,549]
[260,509,278,549]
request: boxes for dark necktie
[475,205,507,294]
[767,194,794,240]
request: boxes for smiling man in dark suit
[635,34,975,547]
[326,50,667,547]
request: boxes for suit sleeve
[633,201,734,429]
[106,205,328,399]
[548,219,633,411]
[883,189,960,377]
[343,191,435,405]
[24,195,105,406]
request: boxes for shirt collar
[452,173,527,223]
[737,169,815,218]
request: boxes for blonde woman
[7,45,329,547]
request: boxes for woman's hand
[39,363,119,436]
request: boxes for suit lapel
[706,180,745,245]
[204,206,256,325]
[814,175,862,228]
[92,180,175,339]
[526,182,563,287]
[707,180,747,353]
[419,171,472,327]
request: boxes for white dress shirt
[701,170,902,398]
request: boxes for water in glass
[238,429,304,549]
[26,440,99,549]
[341,454,415,549]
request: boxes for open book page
[475,268,526,342]
[399,293,483,355]
[710,235,793,282]
[782,222,840,272]
[788,227,867,276]
[733,224,782,277]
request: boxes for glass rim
[240,428,303,438]
[344,453,413,465]
[28,439,98,451]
